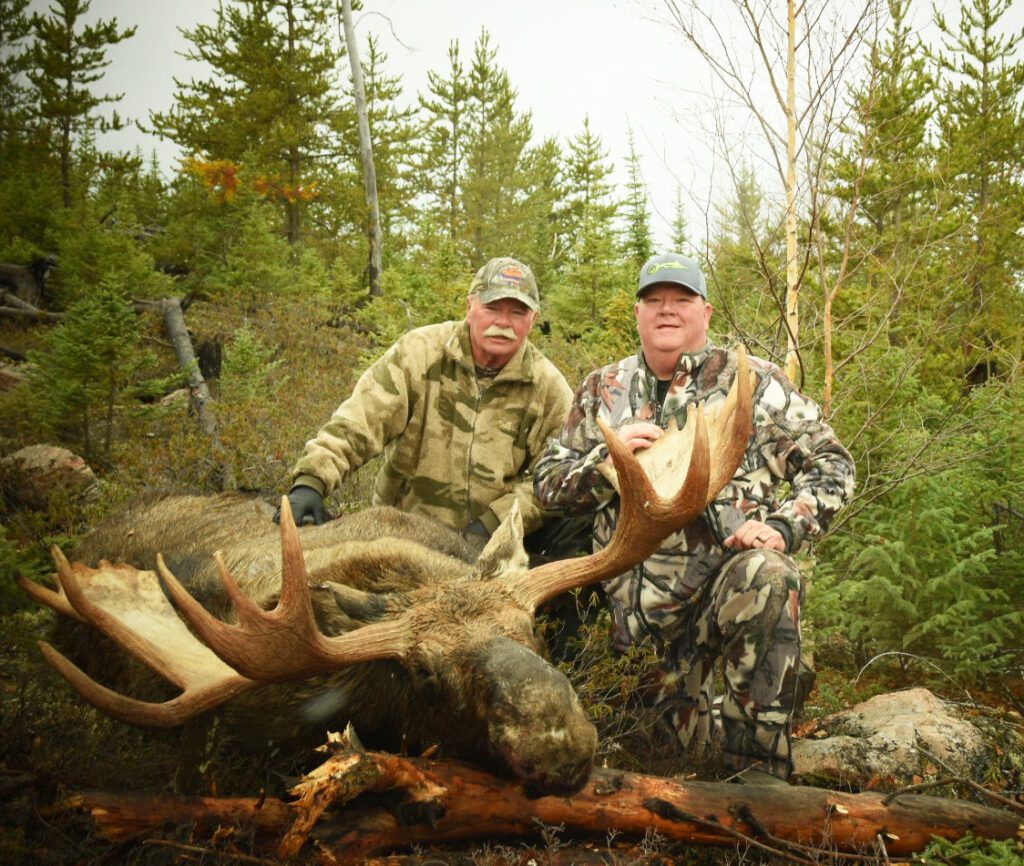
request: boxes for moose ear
[472,502,529,582]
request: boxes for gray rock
[792,687,985,787]
[0,444,98,510]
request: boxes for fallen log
[0,303,62,322]
[66,746,1024,865]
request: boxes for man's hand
[613,422,664,453]
[273,485,327,526]
[724,519,786,552]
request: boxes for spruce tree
[620,127,652,269]
[0,0,33,145]
[27,283,150,463]
[461,29,533,268]
[327,34,417,268]
[708,165,783,357]
[548,117,620,336]
[669,186,689,254]
[27,0,135,208]
[933,0,1024,383]
[150,0,341,243]
[416,41,470,245]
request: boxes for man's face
[634,283,712,357]
[465,295,536,367]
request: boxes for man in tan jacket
[280,257,574,552]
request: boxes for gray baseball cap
[469,257,540,311]
[637,253,707,299]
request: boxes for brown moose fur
[57,493,597,789]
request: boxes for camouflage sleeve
[290,338,415,497]
[480,360,574,534]
[756,369,856,550]
[533,371,618,515]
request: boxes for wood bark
[783,0,800,386]
[155,297,236,489]
[69,748,1024,865]
[340,0,384,298]
[157,297,217,437]
[0,305,63,322]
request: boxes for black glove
[273,485,327,526]
[461,519,490,557]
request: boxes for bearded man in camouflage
[534,253,855,784]
[281,257,572,551]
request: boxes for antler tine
[516,407,711,610]
[37,641,252,728]
[157,496,411,683]
[19,548,255,727]
[16,546,85,623]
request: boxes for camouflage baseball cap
[469,257,540,312]
[637,253,708,299]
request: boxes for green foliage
[811,377,1024,681]
[620,127,653,269]
[27,0,136,208]
[220,323,282,402]
[49,205,173,307]
[149,0,342,244]
[918,834,1024,866]
[25,284,153,463]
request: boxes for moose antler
[156,496,411,681]
[19,498,412,726]
[516,346,753,609]
[19,550,255,726]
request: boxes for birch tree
[660,0,880,389]
[339,0,383,296]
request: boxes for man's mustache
[484,325,518,340]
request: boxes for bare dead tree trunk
[340,0,384,298]
[152,297,236,490]
[69,749,1024,864]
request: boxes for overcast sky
[26,0,1024,249]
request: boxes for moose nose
[480,639,598,790]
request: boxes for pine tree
[150,0,341,243]
[416,41,470,245]
[669,186,689,254]
[27,0,136,208]
[620,127,652,269]
[933,0,1024,383]
[0,0,33,144]
[27,284,152,462]
[461,29,533,268]
[548,117,620,336]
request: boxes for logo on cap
[647,260,691,275]
[497,266,525,285]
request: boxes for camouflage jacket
[534,343,855,641]
[291,321,572,534]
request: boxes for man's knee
[714,549,802,632]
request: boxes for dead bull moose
[21,351,752,791]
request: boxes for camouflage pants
[627,549,803,780]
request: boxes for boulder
[0,363,26,392]
[792,687,986,788]
[0,444,98,510]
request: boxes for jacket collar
[638,340,715,383]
